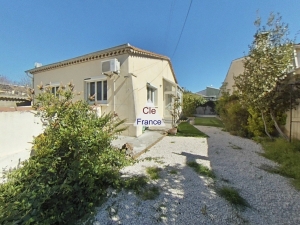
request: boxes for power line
[164,0,176,49]
[172,0,193,58]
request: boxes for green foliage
[122,175,149,192]
[234,13,300,139]
[194,117,224,127]
[199,100,216,114]
[261,138,300,190]
[146,167,161,180]
[169,169,178,175]
[187,161,215,178]
[216,93,250,137]
[247,107,286,137]
[182,92,206,116]
[177,122,208,137]
[169,96,181,127]
[139,186,160,200]
[0,84,131,224]
[217,186,249,208]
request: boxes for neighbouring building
[196,86,220,101]
[0,83,31,107]
[195,86,220,115]
[26,43,183,137]
[220,44,300,139]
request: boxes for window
[51,86,59,97]
[86,80,107,103]
[46,83,60,97]
[147,85,157,105]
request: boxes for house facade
[220,44,300,139]
[26,44,182,137]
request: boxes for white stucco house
[26,43,183,137]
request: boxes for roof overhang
[26,44,178,84]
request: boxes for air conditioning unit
[101,59,120,75]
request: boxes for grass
[186,161,215,178]
[176,122,208,137]
[194,117,224,127]
[146,167,161,180]
[217,186,249,208]
[260,138,300,190]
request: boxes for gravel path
[90,126,300,225]
[199,126,300,225]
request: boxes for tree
[234,13,300,140]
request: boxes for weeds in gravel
[228,142,242,150]
[146,167,161,180]
[187,161,215,178]
[123,175,149,191]
[140,186,160,200]
[143,157,164,164]
[217,186,249,209]
[260,138,300,191]
[169,169,178,175]
[122,175,160,200]
[201,205,208,215]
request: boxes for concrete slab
[111,129,167,157]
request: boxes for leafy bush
[0,84,131,224]
[182,92,206,116]
[247,107,286,137]
[216,93,249,137]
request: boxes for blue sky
[1,1,299,92]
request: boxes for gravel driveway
[91,126,300,225]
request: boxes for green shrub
[247,107,286,137]
[216,93,249,137]
[0,84,131,224]
[182,92,206,116]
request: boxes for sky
[1,0,300,92]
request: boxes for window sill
[87,101,108,106]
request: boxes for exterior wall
[284,48,300,139]
[0,110,43,182]
[221,58,245,95]
[32,53,177,137]
[33,54,140,136]
[284,104,300,140]
[129,56,176,135]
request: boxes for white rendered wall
[0,111,43,182]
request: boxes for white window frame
[46,82,60,97]
[147,84,157,106]
[85,76,108,104]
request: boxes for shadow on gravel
[93,139,236,225]
[197,125,300,225]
